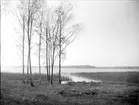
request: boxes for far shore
[2,65,139,69]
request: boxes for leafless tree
[55,3,81,84]
[38,13,42,80]
[41,6,51,82]
[35,3,44,81]
[16,0,28,83]
[50,13,59,84]
[42,7,60,84]
[15,1,80,85]
[43,8,57,84]
[25,0,42,86]
[41,3,80,84]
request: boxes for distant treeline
[60,66,139,69]
[94,67,139,69]
[55,65,96,69]
[11,65,139,69]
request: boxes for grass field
[1,72,139,105]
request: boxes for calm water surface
[2,66,138,82]
[2,66,138,73]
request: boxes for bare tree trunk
[38,22,42,80]
[45,28,49,81]
[29,44,33,87]
[51,43,55,84]
[26,0,30,84]
[59,52,61,84]
[48,31,51,82]
[39,47,41,76]
[59,15,62,84]
[46,58,49,81]
[29,21,34,87]
[28,41,33,87]
[51,64,53,84]
[22,16,25,83]
[48,55,51,81]
[27,52,29,83]
[39,43,41,75]
[46,48,48,81]
[26,0,33,87]
[16,0,26,84]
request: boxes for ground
[1,72,139,105]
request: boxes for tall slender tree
[42,7,51,82]
[26,0,42,86]
[15,1,80,85]
[36,8,44,80]
[16,0,27,83]
[56,4,80,84]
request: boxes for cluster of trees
[16,0,80,86]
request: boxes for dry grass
[1,72,139,105]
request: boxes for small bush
[59,88,97,97]
[67,81,76,85]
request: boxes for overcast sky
[1,0,139,67]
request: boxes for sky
[1,0,139,67]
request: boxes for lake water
[2,66,138,83]
[2,66,139,73]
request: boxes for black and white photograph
[1,0,139,105]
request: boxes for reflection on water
[62,73,102,83]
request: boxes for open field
[1,72,139,105]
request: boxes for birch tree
[26,0,42,86]
[43,7,60,84]
[56,4,80,84]
[35,3,44,81]
[50,12,59,84]
[41,6,51,82]
[16,0,27,83]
